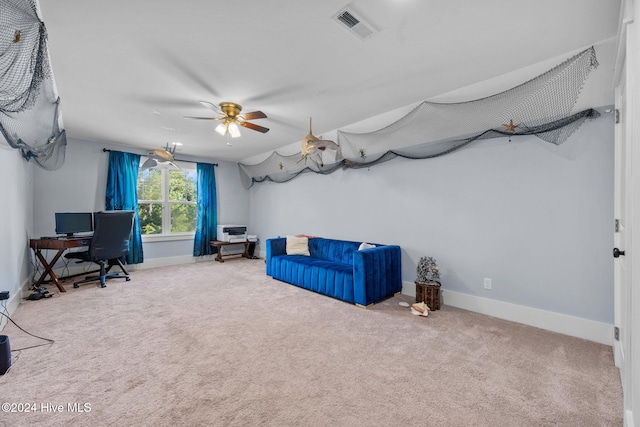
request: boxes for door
[614,2,640,423]
[613,57,630,405]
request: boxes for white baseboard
[402,281,613,346]
[49,254,219,276]
[626,410,634,427]
[134,255,213,270]
[135,246,247,270]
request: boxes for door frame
[613,0,639,425]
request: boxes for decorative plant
[416,256,440,285]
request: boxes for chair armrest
[353,245,402,306]
[266,238,287,276]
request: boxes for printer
[217,225,247,243]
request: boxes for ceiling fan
[184,101,269,138]
[141,142,181,171]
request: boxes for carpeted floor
[0,258,623,426]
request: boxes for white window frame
[138,160,197,243]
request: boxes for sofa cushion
[308,238,361,264]
[286,235,310,256]
[269,255,355,303]
[358,242,376,251]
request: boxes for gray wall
[0,145,34,321]
[249,114,614,324]
[32,137,249,263]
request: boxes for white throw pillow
[286,235,310,256]
[358,242,376,251]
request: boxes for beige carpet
[0,258,622,426]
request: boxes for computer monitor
[54,212,94,237]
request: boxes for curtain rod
[102,148,218,166]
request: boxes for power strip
[0,291,9,300]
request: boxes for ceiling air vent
[337,10,359,28]
[332,6,377,41]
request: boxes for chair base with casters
[71,258,131,288]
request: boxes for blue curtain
[105,150,144,264]
[193,162,218,256]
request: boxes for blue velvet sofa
[266,237,402,307]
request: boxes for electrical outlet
[483,278,492,290]
[0,291,9,300]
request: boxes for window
[137,162,197,236]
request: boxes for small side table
[415,281,441,311]
[209,240,250,263]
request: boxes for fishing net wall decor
[239,47,600,189]
[0,0,66,170]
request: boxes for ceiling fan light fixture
[186,101,268,138]
[228,122,241,138]
[215,123,227,136]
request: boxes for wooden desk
[209,240,250,263]
[30,237,92,292]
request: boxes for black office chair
[65,210,135,288]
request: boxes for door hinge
[615,109,620,124]
[615,326,620,341]
[615,219,620,233]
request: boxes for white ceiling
[38,0,621,163]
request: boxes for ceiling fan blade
[140,158,158,171]
[183,116,222,120]
[241,110,267,120]
[166,161,182,171]
[199,101,222,113]
[240,121,270,133]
